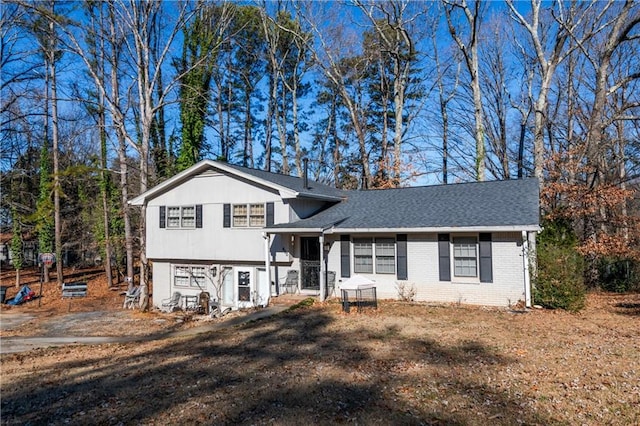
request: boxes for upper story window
[161,205,201,229]
[233,203,265,227]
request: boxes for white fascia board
[264,227,324,234]
[323,225,541,234]
[292,192,344,202]
[265,225,540,234]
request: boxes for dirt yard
[1,267,639,425]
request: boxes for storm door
[237,268,252,302]
[300,237,320,290]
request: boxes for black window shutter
[397,234,408,280]
[266,202,274,226]
[195,204,203,228]
[479,233,493,283]
[438,233,451,281]
[159,206,166,228]
[340,235,350,278]
[223,204,231,228]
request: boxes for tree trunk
[48,15,63,285]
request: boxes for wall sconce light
[324,241,331,252]
[211,266,217,277]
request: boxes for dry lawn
[1,284,639,425]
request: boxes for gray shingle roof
[267,178,540,231]
[223,162,345,199]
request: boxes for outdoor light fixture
[211,266,217,277]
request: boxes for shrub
[534,219,586,312]
[598,258,640,293]
[396,282,416,302]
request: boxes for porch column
[263,232,273,297]
[522,230,532,308]
[319,233,326,301]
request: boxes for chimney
[303,157,309,190]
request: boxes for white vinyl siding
[453,236,477,277]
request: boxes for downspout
[262,232,272,298]
[522,230,532,308]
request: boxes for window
[167,206,196,229]
[375,238,396,274]
[167,207,181,228]
[453,236,477,277]
[233,203,265,227]
[354,238,373,273]
[249,204,265,227]
[238,270,251,301]
[181,206,195,228]
[233,204,248,227]
[174,265,207,288]
[354,238,396,274]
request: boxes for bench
[62,282,87,298]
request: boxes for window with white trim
[167,206,196,229]
[354,238,396,274]
[249,204,265,227]
[174,265,207,288]
[233,203,265,227]
[453,236,477,277]
[354,238,373,273]
[375,238,396,274]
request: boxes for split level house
[129,160,540,311]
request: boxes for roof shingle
[267,178,540,231]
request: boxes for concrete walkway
[0,305,289,355]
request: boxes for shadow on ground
[1,305,554,425]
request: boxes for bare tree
[443,0,486,181]
[297,2,373,188]
[506,0,598,185]
[52,0,195,307]
[355,0,422,186]
[480,15,513,180]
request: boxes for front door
[300,237,320,290]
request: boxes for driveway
[0,305,289,354]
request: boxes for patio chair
[123,286,141,309]
[209,299,232,318]
[281,270,299,294]
[161,291,182,312]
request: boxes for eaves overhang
[264,224,541,234]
